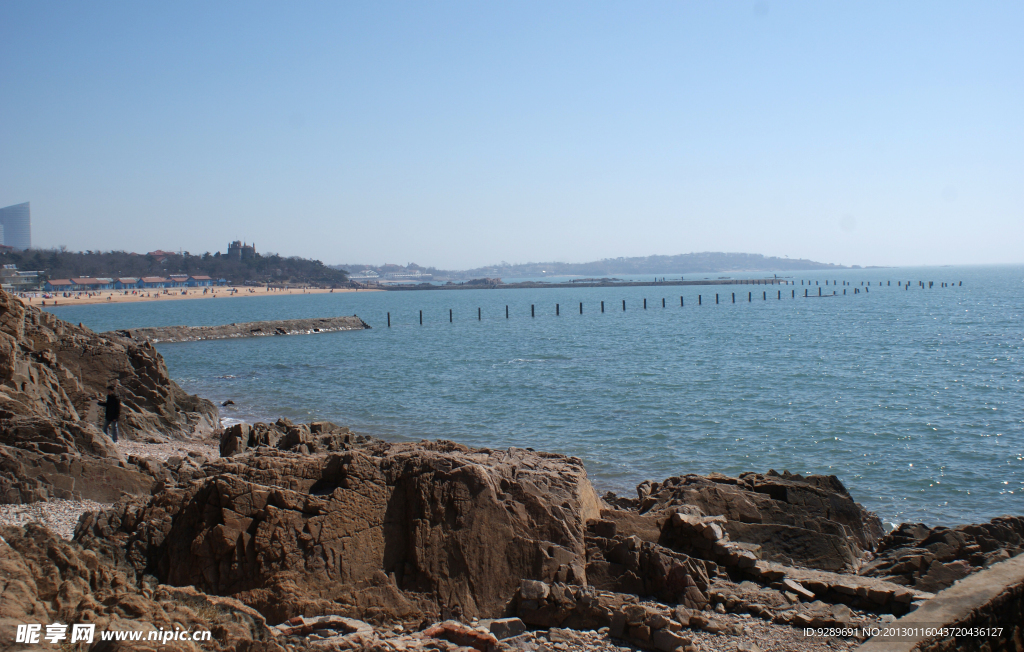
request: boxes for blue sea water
[48,266,1023,528]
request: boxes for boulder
[605,469,884,571]
[75,441,602,623]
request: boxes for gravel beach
[0,439,219,539]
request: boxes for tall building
[0,203,31,250]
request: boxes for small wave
[217,374,238,379]
[220,417,248,428]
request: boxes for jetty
[379,278,789,291]
[107,315,370,343]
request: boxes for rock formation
[605,470,884,572]
[0,524,283,651]
[0,290,217,503]
[74,439,603,625]
[858,516,1024,592]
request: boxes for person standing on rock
[97,386,121,442]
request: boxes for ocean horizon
[48,264,1023,530]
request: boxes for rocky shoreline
[0,289,1021,652]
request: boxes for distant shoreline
[379,277,794,291]
[21,286,380,308]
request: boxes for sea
[47,265,1022,529]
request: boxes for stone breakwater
[108,315,371,344]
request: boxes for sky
[1,2,1021,269]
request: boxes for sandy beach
[18,285,378,307]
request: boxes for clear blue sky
[1,2,1021,268]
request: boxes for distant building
[0,264,41,291]
[114,277,141,289]
[0,203,31,250]
[227,241,256,260]
[348,269,380,280]
[188,275,213,287]
[140,276,170,288]
[44,279,76,292]
[71,277,114,290]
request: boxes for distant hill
[335,252,845,281]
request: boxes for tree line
[1,249,351,287]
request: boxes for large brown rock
[606,469,884,572]
[0,524,283,652]
[75,440,603,624]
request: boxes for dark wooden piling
[699,295,702,305]
[387,312,390,327]
[531,304,535,318]
[662,298,666,308]
[419,310,423,325]
[623,299,626,311]
[763,291,766,300]
[716,294,719,304]
[580,302,583,314]
[805,289,808,297]
[506,305,509,318]
[478,307,481,321]
[449,309,452,323]
[556,303,560,316]
[732,292,735,303]
[601,301,605,312]
[748,292,751,302]
[643,298,647,309]
[818,287,821,297]
[680,296,684,306]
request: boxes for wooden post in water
[580,302,583,314]
[623,299,626,311]
[478,307,481,321]
[680,296,684,306]
[748,292,751,302]
[601,301,605,312]
[419,310,423,325]
[449,309,452,323]
[556,303,560,316]
[531,304,535,318]
[805,289,808,297]
[716,294,719,304]
[644,298,647,309]
[732,292,735,303]
[662,298,665,308]
[506,305,509,318]
[699,295,702,305]
[818,287,821,297]
[387,312,390,327]
[763,291,766,300]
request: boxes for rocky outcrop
[218,418,357,457]
[109,315,370,344]
[0,524,283,651]
[74,440,603,624]
[858,516,1024,592]
[606,470,884,572]
[0,289,218,503]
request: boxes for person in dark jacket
[97,387,121,442]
